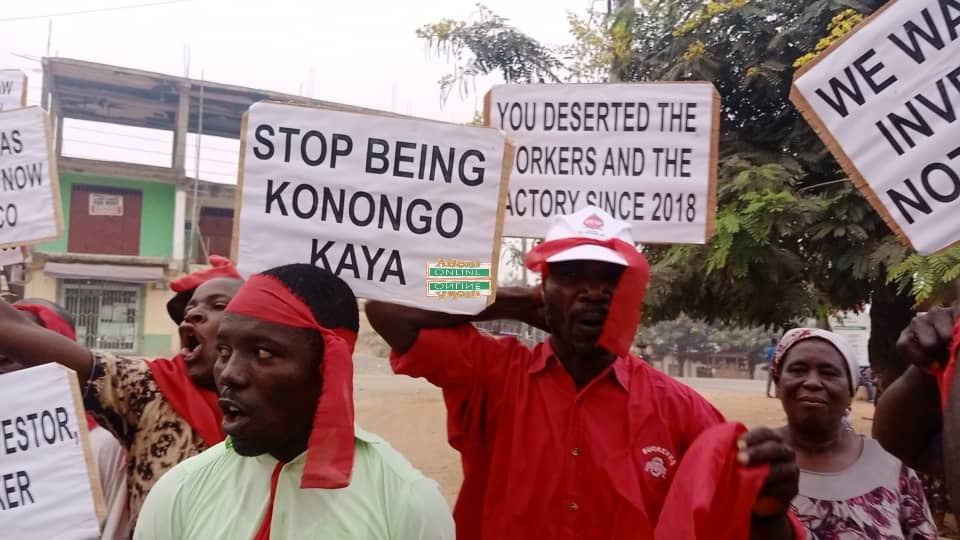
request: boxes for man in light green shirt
[135,264,454,540]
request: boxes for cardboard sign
[0,107,63,250]
[234,101,512,314]
[1,70,30,260]
[0,246,23,267]
[791,0,960,254]
[0,70,27,112]
[485,82,719,242]
[0,363,106,539]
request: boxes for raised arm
[365,286,546,354]
[945,356,960,517]
[0,298,94,381]
[873,366,943,477]
[873,307,954,478]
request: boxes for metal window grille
[62,280,141,352]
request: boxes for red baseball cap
[166,255,243,324]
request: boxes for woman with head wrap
[772,328,938,538]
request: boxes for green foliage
[637,314,774,369]
[416,5,562,102]
[418,0,926,332]
[889,247,960,304]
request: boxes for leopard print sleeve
[84,352,161,447]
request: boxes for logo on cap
[583,214,604,230]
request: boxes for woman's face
[776,339,851,435]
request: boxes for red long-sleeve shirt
[391,325,725,540]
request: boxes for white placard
[0,70,26,112]
[485,83,719,242]
[1,71,30,259]
[792,0,960,254]
[0,363,105,539]
[0,246,23,267]
[0,107,62,249]
[235,101,511,314]
[88,193,123,217]
[831,309,871,368]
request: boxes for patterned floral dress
[792,437,938,539]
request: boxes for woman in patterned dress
[772,328,938,539]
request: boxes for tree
[638,315,773,378]
[418,0,920,387]
[711,324,776,380]
[637,315,717,376]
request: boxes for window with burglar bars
[62,280,141,352]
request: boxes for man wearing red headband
[367,206,802,540]
[0,254,243,531]
[874,305,960,519]
[0,298,131,540]
[135,264,453,539]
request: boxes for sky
[2,0,598,182]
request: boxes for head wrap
[524,207,650,357]
[13,303,98,430]
[166,255,243,324]
[773,328,858,397]
[224,273,358,489]
[14,303,76,341]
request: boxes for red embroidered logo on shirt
[583,214,604,230]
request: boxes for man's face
[542,260,625,355]
[214,312,321,461]
[179,278,243,390]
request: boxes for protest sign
[0,107,63,250]
[485,82,719,242]
[0,70,27,112]
[0,363,106,539]
[233,101,512,314]
[0,71,30,259]
[0,246,24,267]
[792,0,960,254]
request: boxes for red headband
[15,304,77,341]
[224,273,357,489]
[525,238,650,357]
[170,255,243,293]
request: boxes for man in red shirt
[367,206,800,539]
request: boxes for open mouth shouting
[573,309,607,334]
[218,396,252,433]
[179,325,203,363]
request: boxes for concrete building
[11,57,375,356]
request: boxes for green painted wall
[140,334,173,356]
[39,172,175,258]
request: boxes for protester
[874,306,960,519]
[765,337,779,398]
[772,328,937,538]
[0,298,131,540]
[856,366,876,403]
[366,206,802,540]
[0,255,243,529]
[135,264,454,539]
